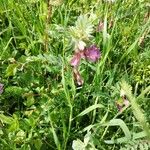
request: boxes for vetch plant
[69,14,101,85]
[70,45,101,67]
[1,1,149,149]
[70,45,101,85]
[84,45,101,62]
[69,14,95,48]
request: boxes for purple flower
[70,44,101,86]
[0,83,4,94]
[84,45,101,62]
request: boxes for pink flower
[70,44,101,86]
[70,53,81,67]
[84,45,100,62]
[70,51,85,67]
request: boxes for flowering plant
[68,14,101,85]
[70,45,101,85]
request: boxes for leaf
[84,132,91,146]
[15,130,26,143]
[0,114,14,124]
[104,119,131,144]
[9,121,19,132]
[8,114,19,132]
[72,139,85,150]
[49,115,61,150]
[137,86,150,100]
[109,119,131,139]
[5,64,18,77]
[103,11,108,50]
[24,95,35,107]
[133,131,147,140]
[34,139,42,150]
[77,104,104,117]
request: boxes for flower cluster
[70,45,101,85]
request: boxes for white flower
[77,41,86,51]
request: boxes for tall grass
[0,0,150,149]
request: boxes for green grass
[0,0,150,149]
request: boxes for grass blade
[77,104,104,118]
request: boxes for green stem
[61,59,73,150]
[44,0,52,52]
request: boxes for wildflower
[70,51,85,67]
[0,83,4,94]
[84,45,100,62]
[70,52,84,86]
[77,41,86,51]
[70,52,81,67]
[70,44,101,86]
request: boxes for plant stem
[44,0,52,52]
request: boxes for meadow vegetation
[0,0,150,149]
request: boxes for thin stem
[44,0,52,52]
[61,59,73,150]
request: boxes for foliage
[0,0,150,149]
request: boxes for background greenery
[0,0,150,149]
